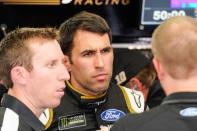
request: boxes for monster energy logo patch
[58,113,86,130]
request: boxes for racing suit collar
[66,81,107,109]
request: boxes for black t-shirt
[111,92,197,131]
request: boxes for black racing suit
[46,81,144,131]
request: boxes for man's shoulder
[111,106,167,131]
[118,86,145,113]
[0,107,20,130]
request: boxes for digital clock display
[141,0,197,25]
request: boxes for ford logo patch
[101,109,126,121]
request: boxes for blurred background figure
[112,49,165,108]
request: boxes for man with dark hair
[47,11,145,131]
[0,27,70,131]
[111,16,197,131]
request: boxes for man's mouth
[93,73,108,81]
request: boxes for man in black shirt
[111,16,197,131]
[0,27,70,131]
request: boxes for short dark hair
[59,11,112,59]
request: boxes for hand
[96,125,110,131]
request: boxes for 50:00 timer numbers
[153,10,186,21]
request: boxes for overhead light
[61,0,72,4]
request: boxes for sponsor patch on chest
[101,109,126,121]
[180,107,197,117]
[58,113,86,130]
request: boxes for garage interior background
[0,0,154,49]
[1,0,194,49]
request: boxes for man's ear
[128,77,142,90]
[64,55,71,72]
[153,57,165,81]
[11,66,28,86]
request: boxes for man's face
[68,30,113,95]
[26,39,70,109]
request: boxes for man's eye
[48,62,56,68]
[102,48,111,53]
[83,52,93,57]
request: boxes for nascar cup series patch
[58,113,86,130]
[101,109,126,121]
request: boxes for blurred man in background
[112,50,165,108]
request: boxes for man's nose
[59,64,70,81]
[95,53,104,68]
